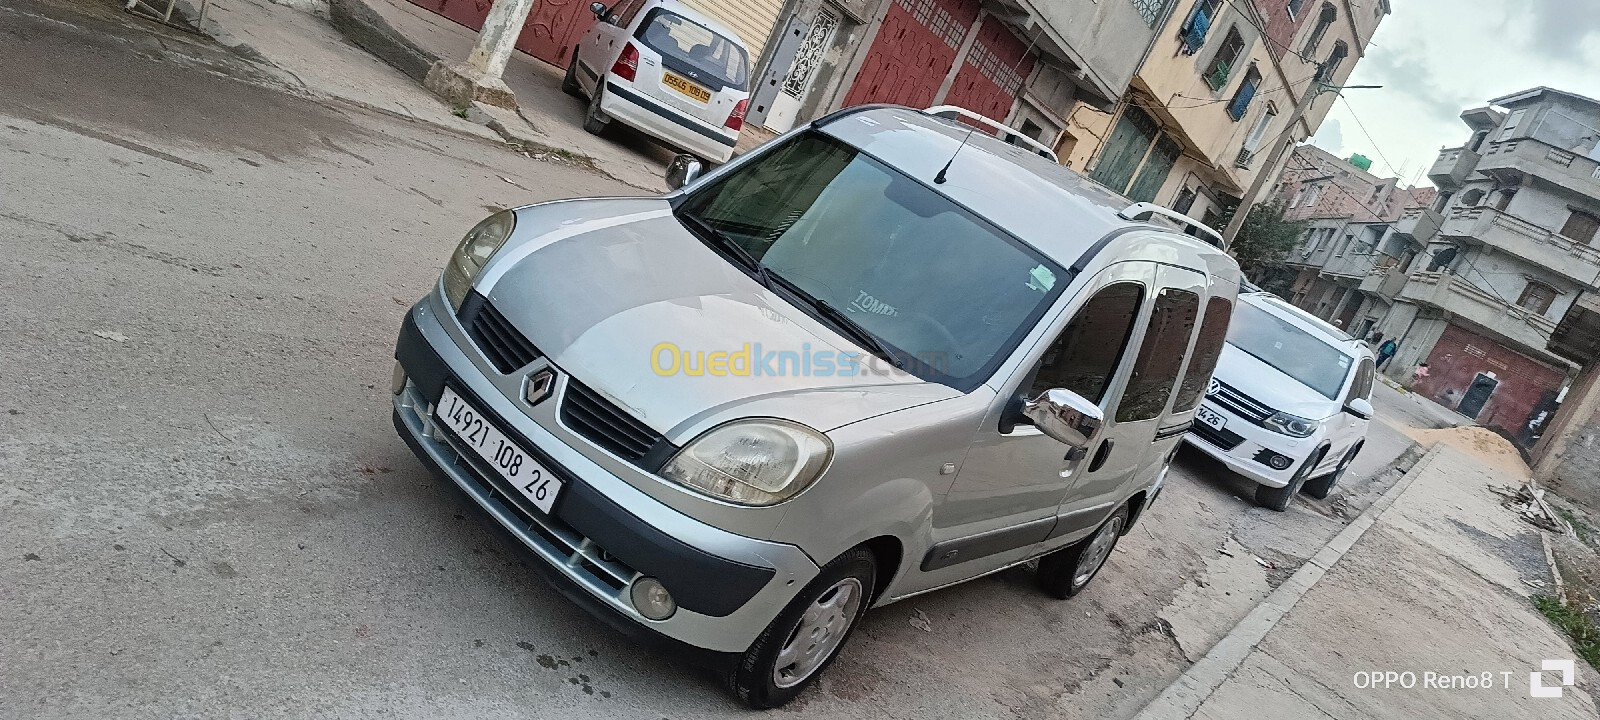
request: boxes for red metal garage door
[841,0,977,109]
[404,0,595,66]
[941,16,1034,121]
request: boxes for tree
[1217,198,1308,284]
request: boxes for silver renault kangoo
[391,105,1240,707]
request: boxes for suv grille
[561,380,666,463]
[462,297,541,373]
[1209,380,1276,426]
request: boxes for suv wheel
[728,547,875,709]
[583,85,611,135]
[1037,505,1129,599]
[1302,442,1360,500]
[1255,447,1327,511]
[561,50,583,98]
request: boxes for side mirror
[1345,397,1374,420]
[590,1,607,19]
[666,154,704,190]
[1023,388,1104,453]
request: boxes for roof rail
[1117,202,1226,249]
[923,105,1058,162]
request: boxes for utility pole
[1219,74,1382,246]
[423,0,537,109]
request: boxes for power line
[1336,95,1401,176]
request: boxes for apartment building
[1060,0,1388,226]
[1342,87,1600,449]
[1269,144,1435,336]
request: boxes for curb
[1134,444,1447,720]
[328,0,439,83]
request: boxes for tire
[1255,447,1327,511]
[728,547,876,709]
[583,85,610,135]
[1037,505,1129,599]
[1303,442,1361,500]
[561,50,583,98]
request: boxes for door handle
[1087,439,1114,472]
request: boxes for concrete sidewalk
[192,0,668,190]
[1139,444,1597,719]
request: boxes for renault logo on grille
[525,368,556,405]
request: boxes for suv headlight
[661,420,832,506]
[1263,412,1319,438]
[442,211,516,310]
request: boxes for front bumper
[391,292,818,655]
[1184,400,1315,488]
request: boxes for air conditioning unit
[1235,147,1256,168]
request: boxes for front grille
[462,297,541,373]
[561,380,666,463]
[1190,421,1245,451]
[1209,380,1276,426]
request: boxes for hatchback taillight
[726,98,749,131]
[612,43,639,82]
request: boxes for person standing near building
[1377,337,1398,369]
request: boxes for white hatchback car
[1184,293,1375,510]
[565,0,751,163]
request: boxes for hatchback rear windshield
[635,9,749,89]
[1225,301,1352,399]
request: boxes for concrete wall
[1024,0,1159,105]
[1450,246,1582,325]
[1414,322,1568,447]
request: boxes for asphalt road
[0,3,1429,717]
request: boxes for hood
[476,198,957,441]
[1212,343,1343,420]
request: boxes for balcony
[1437,206,1600,285]
[1428,145,1481,189]
[1359,264,1411,300]
[1397,271,1558,352]
[1393,205,1443,241]
[1321,250,1381,280]
[1550,291,1600,364]
[1477,138,1600,200]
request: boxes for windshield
[636,9,749,88]
[675,131,1066,391]
[1225,302,1353,400]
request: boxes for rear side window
[1028,283,1143,404]
[1171,296,1233,411]
[1347,357,1375,401]
[614,0,645,26]
[1117,288,1200,423]
[635,9,750,88]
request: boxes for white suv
[1184,293,1375,510]
[564,0,751,163]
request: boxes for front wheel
[1037,505,1129,598]
[728,547,876,709]
[1255,447,1327,511]
[1303,442,1360,499]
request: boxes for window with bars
[1517,281,1557,315]
[1204,28,1245,90]
[1130,0,1170,26]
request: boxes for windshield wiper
[679,212,764,276]
[765,271,903,368]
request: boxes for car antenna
[934,126,976,185]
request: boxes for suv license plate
[1196,405,1227,431]
[436,387,563,514]
[663,72,712,103]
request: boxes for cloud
[1520,0,1600,64]
[1358,45,1476,128]
[1313,117,1345,155]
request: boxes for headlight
[1263,411,1319,438]
[442,211,516,310]
[660,420,832,506]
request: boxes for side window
[614,0,644,26]
[1116,287,1200,423]
[1347,358,1375,402]
[1172,295,1233,411]
[1028,283,1143,404]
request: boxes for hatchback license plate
[436,387,563,514]
[1196,405,1227,432]
[663,72,711,103]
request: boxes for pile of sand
[1403,426,1531,479]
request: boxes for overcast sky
[1308,0,1600,187]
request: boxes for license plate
[1196,405,1227,432]
[435,387,563,514]
[662,72,711,103]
